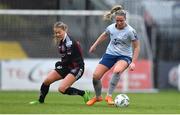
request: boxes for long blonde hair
[103,5,125,21]
[53,21,68,45]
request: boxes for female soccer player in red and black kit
[30,21,90,104]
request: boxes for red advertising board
[101,60,153,90]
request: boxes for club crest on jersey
[59,45,65,52]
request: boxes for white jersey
[105,23,138,58]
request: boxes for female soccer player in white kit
[86,5,140,106]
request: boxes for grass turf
[0,90,180,114]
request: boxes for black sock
[39,83,50,103]
[63,87,85,96]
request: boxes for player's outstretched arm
[89,32,108,53]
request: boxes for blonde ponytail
[103,5,123,21]
[103,11,112,21]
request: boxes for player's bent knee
[43,80,51,86]
[58,86,66,94]
[113,69,123,74]
[92,73,101,80]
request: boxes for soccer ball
[114,94,130,107]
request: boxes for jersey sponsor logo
[67,47,72,55]
[67,52,71,55]
[112,38,127,46]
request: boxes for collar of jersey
[62,32,67,42]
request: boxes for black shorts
[54,61,84,80]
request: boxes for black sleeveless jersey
[58,35,84,68]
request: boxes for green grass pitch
[0,90,180,114]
